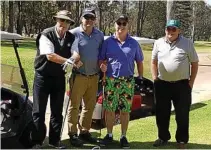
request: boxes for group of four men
[31,8,198,149]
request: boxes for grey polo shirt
[69,26,104,75]
[152,36,199,81]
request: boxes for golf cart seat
[1,88,22,137]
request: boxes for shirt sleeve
[71,37,79,54]
[151,41,158,60]
[188,40,199,62]
[39,35,54,55]
[98,39,108,61]
[135,42,144,62]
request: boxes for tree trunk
[8,1,14,32]
[24,21,28,35]
[122,0,127,14]
[98,1,103,31]
[2,1,6,31]
[136,1,145,36]
[75,1,80,26]
[140,2,146,36]
[136,1,141,36]
[16,1,23,35]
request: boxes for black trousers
[154,79,192,143]
[32,72,65,144]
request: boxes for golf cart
[64,36,155,129]
[1,31,45,148]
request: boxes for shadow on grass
[129,141,211,149]
[42,138,211,149]
[189,102,207,111]
[171,103,207,115]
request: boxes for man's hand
[100,63,107,72]
[189,80,194,89]
[189,62,198,89]
[62,57,76,70]
[152,76,158,81]
[75,60,83,69]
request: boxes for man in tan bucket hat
[31,10,81,149]
[53,10,75,26]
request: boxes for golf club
[100,62,106,137]
[60,60,76,139]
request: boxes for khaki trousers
[68,74,99,135]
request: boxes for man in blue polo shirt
[99,15,144,148]
[67,8,104,147]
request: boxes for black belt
[75,72,98,77]
[161,79,189,83]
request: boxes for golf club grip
[102,60,106,85]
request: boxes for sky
[204,0,211,6]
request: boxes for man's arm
[39,34,79,64]
[46,53,67,64]
[151,59,158,80]
[136,61,143,78]
[187,40,199,88]
[189,62,198,88]
[46,50,80,64]
[151,41,159,81]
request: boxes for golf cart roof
[1,31,23,40]
[104,36,155,44]
[1,31,28,98]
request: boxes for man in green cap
[151,19,199,149]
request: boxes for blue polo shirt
[70,26,104,75]
[99,34,144,78]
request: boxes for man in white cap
[32,10,81,149]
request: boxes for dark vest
[34,26,75,77]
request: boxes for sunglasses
[166,27,177,32]
[84,15,96,21]
[116,22,127,26]
[58,18,75,26]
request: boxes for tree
[16,1,23,35]
[8,1,14,32]
[136,1,146,36]
[1,1,6,31]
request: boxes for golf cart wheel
[19,121,47,148]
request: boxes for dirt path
[192,52,211,104]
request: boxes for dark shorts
[103,76,135,112]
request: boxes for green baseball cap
[166,19,181,28]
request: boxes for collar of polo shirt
[112,33,132,40]
[55,26,66,39]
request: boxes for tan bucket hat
[53,10,75,25]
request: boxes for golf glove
[62,57,75,71]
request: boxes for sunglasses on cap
[84,15,96,21]
[116,22,127,26]
[166,26,177,32]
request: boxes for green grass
[1,39,210,95]
[194,41,211,53]
[1,39,211,149]
[57,100,211,149]
[1,39,36,94]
